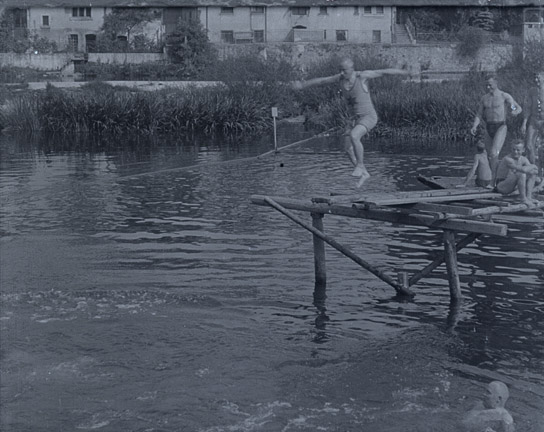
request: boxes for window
[323,30,327,40]
[353,6,359,15]
[319,6,328,15]
[375,6,384,14]
[85,34,97,52]
[363,6,372,14]
[372,30,381,43]
[221,31,234,43]
[250,6,264,14]
[290,7,309,16]
[13,9,27,28]
[220,7,234,14]
[68,34,78,51]
[72,7,91,18]
[253,30,264,43]
[336,30,347,41]
[42,15,49,27]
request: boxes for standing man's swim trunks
[486,121,506,139]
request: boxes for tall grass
[0,78,481,139]
[0,93,40,133]
[1,82,278,135]
[373,80,478,140]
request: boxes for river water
[1,130,543,432]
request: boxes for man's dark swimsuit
[341,76,378,133]
[486,121,506,139]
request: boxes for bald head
[489,381,509,398]
[341,58,354,68]
[485,381,510,408]
[339,58,354,80]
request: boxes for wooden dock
[251,187,543,304]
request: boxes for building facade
[202,5,393,44]
[3,1,398,52]
[1,1,542,53]
[25,6,108,51]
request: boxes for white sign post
[271,107,278,153]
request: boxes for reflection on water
[1,131,543,431]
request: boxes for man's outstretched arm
[358,68,413,80]
[292,74,340,90]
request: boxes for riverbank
[0,52,536,141]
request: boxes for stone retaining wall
[0,43,514,74]
[0,53,165,71]
[216,42,514,74]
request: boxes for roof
[2,0,541,7]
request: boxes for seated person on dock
[495,141,541,205]
[462,141,493,188]
[462,381,515,432]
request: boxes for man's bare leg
[525,124,537,165]
[343,135,357,166]
[355,171,370,188]
[490,125,508,185]
[526,169,540,204]
[349,125,370,187]
[515,173,533,205]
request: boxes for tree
[408,9,442,34]
[166,18,215,72]
[472,7,494,31]
[0,9,30,53]
[100,8,155,51]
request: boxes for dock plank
[395,202,475,216]
[315,188,493,205]
[357,192,503,207]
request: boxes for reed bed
[373,80,478,140]
[1,82,280,135]
[0,93,41,133]
[0,79,483,140]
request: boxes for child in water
[461,141,493,188]
[462,381,515,432]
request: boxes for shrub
[166,18,215,73]
[456,25,487,58]
[29,33,57,54]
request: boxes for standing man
[292,58,413,188]
[520,71,544,165]
[470,75,522,185]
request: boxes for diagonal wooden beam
[408,232,481,287]
[262,196,414,296]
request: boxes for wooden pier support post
[311,212,327,292]
[397,271,409,291]
[443,230,462,302]
[262,196,412,296]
